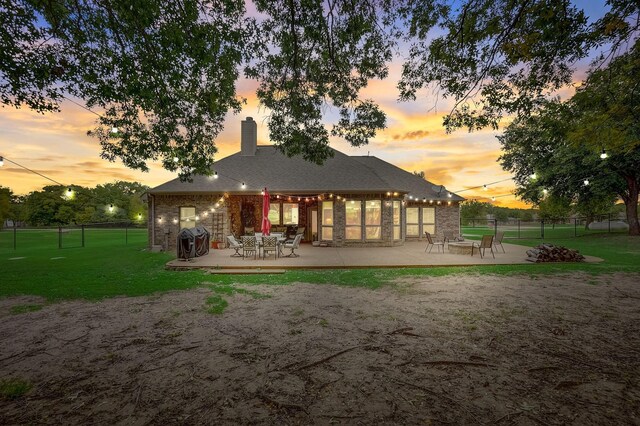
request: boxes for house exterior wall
[148,194,230,251]
[148,193,460,250]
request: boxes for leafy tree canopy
[1,0,638,178]
[499,45,640,235]
[9,181,149,226]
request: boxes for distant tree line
[0,181,148,228]
[461,199,625,227]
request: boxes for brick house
[147,117,464,251]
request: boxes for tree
[2,1,638,175]
[0,186,11,229]
[537,195,572,228]
[412,171,425,179]
[460,200,488,225]
[499,58,640,236]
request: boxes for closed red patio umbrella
[261,187,271,236]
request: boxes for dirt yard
[1,273,639,425]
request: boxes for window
[422,207,435,235]
[179,206,196,229]
[365,200,381,240]
[406,207,419,237]
[321,201,333,240]
[268,203,280,224]
[345,200,362,240]
[283,203,299,224]
[393,201,401,240]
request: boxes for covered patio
[166,241,601,270]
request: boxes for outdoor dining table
[244,235,288,258]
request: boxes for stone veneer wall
[149,194,230,251]
[434,202,461,241]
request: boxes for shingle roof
[149,146,464,201]
[350,156,465,201]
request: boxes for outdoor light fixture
[437,201,441,205]
[393,192,398,196]
[429,200,433,204]
[0,156,3,167]
[109,204,114,212]
[584,179,590,186]
[386,192,391,196]
[448,201,452,205]
[111,127,119,134]
[195,215,200,221]
[409,195,413,200]
[600,148,608,159]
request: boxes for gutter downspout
[149,194,155,247]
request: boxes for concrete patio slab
[166,241,602,270]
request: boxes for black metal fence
[0,222,147,250]
[462,214,629,239]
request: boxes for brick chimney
[241,117,257,156]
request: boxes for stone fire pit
[448,242,474,255]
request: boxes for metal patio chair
[282,234,303,257]
[226,235,243,257]
[472,235,495,259]
[241,236,257,260]
[424,232,445,253]
[493,231,506,253]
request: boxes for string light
[241,182,246,189]
[138,213,142,219]
[173,156,179,163]
[583,179,589,186]
[600,148,608,159]
[158,217,163,223]
[0,156,3,167]
[530,173,537,180]
[109,204,114,212]
[111,126,119,134]
[447,192,452,198]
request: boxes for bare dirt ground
[1,273,639,425]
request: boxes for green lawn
[1,228,639,303]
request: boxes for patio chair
[493,231,506,253]
[241,236,257,260]
[282,234,303,257]
[424,232,445,253]
[262,236,278,259]
[443,230,462,245]
[244,227,255,236]
[226,235,243,257]
[296,226,305,240]
[472,235,495,259]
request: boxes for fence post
[13,222,17,250]
[608,213,611,233]
[82,225,85,247]
[541,219,544,239]
[494,219,497,236]
[518,219,521,239]
[58,226,62,249]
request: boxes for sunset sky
[0,1,609,208]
